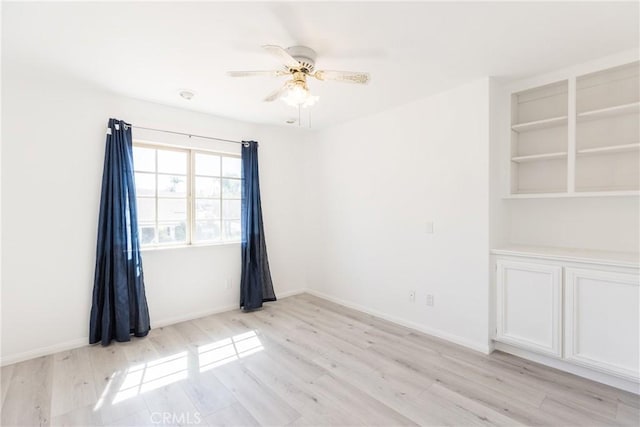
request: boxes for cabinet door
[496,260,562,357]
[565,268,639,380]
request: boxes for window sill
[140,241,241,252]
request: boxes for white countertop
[491,245,640,268]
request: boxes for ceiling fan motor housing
[286,46,317,73]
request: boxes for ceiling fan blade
[314,70,370,84]
[227,70,289,78]
[263,82,292,102]
[262,45,301,69]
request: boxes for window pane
[158,150,187,174]
[135,173,155,196]
[196,199,221,220]
[195,177,221,198]
[133,147,155,172]
[222,157,241,178]
[139,225,156,245]
[158,175,187,197]
[158,198,187,221]
[224,220,241,241]
[195,153,221,176]
[195,220,221,242]
[136,198,155,222]
[158,222,187,243]
[222,178,241,199]
[222,200,241,220]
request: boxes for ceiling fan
[228,45,370,108]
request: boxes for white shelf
[511,116,568,133]
[577,102,640,122]
[511,152,567,163]
[577,143,640,157]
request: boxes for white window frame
[133,142,242,249]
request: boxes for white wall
[1,62,309,364]
[506,198,639,252]
[304,79,492,352]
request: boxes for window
[133,143,242,247]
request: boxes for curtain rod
[121,123,247,146]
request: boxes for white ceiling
[3,2,638,129]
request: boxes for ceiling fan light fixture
[228,45,368,108]
[281,80,319,108]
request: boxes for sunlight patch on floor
[93,330,264,408]
[199,330,264,373]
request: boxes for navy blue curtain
[240,141,276,311]
[90,118,150,345]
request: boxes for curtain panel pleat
[240,141,276,311]
[90,118,150,345]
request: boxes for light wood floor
[1,293,638,427]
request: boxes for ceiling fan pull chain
[298,104,301,127]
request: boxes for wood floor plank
[1,355,54,426]
[50,347,98,417]
[1,363,15,408]
[2,293,635,426]
[180,367,237,417]
[212,360,301,426]
[205,402,260,427]
[50,403,104,427]
[241,354,357,425]
[93,339,159,425]
[312,374,417,426]
[539,396,618,427]
[368,341,568,426]
[101,408,154,427]
[142,382,201,427]
[617,402,640,426]
[426,382,526,426]
[617,391,640,410]
[490,348,637,408]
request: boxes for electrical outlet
[409,290,416,302]
[426,294,434,306]
[225,278,233,290]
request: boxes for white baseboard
[0,288,307,367]
[152,304,240,329]
[305,289,492,355]
[0,337,88,367]
[275,288,308,299]
[494,342,640,395]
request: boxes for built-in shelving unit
[506,60,640,198]
[575,61,640,194]
[509,80,568,195]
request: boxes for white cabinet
[492,247,640,383]
[496,260,562,356]
[565,268,639,379]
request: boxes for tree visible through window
[133,144,242,247]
